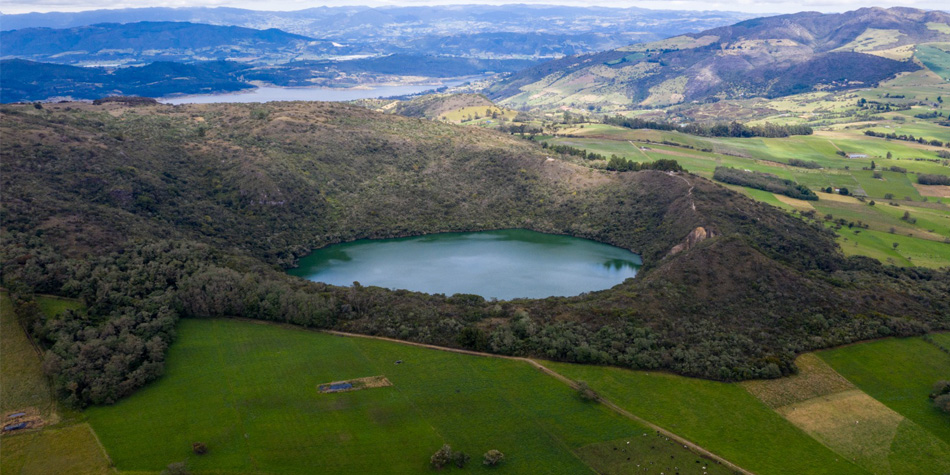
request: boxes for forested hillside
[2,101,947,407]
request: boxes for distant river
[288,229,642,300]
[160,78,480,104]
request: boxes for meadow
[84,318,731,474]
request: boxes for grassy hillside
[85,318,730,474]
[0,292,54,417]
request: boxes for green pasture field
[85,318,722,474]
[543,361,867,475]
[916,44,950,81]
[850,170,922,200]
[1,291,54,416]
[0,423,114,475]
[835,224,950,268]
[818,337,950,444]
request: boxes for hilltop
[488,7,950,109]
[1,101,947,407]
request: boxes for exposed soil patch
[2,407,46,434]
[318,375,392,394]
[914,183,950,198]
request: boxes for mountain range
[1,5,755,59]
[0,21,352,65]
[488,7,950,108]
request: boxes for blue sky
[2,0,946,15]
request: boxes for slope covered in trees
[2,101,948,407]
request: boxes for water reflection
[288,229,641,300]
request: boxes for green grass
[851,170,922,200]
[834,225,950,268]
[818,337,950,444]
[575,436,732,475]
[917,44,950,81]
[929,332,950,350]
[35,294,82,318]
[0,423,114,475]
[542,361,867,475]
[86,319,710,474]
[0,291,54,416]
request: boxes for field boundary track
[228,318,753,474]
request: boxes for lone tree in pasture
[483,449,505,466]
[576,381,598,402]
[431,444,454,470]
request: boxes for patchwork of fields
[540,120,950,268]
[3,290,949,474]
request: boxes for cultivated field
[539,119,950,268]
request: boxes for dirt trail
[320,327,753,475]
[667,172,697,211]
[623,141,697,212]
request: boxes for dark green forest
[2,102,948,407]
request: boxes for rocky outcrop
[669,226,717,256]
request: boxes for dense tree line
[713,167,818,200]
[603,115,813,138]
[787,158,822,169]
[540,142,605,160]
[917,174,950,186]
[605,157,683,172]
[863,130,946,147]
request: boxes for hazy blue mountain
[1,5,756,59]
[0,21,361,65]
[0,59,250,102]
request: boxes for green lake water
[288,229,641,300]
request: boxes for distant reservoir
[288,229,642,300]
[160,77,481,104]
